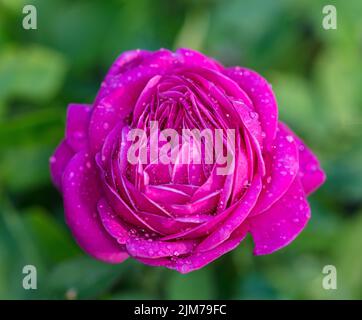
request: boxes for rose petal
[126,237,196,259]
[89,50,180,153]
[97,198,129,244]
[251,122,299,215]
[249,177,310,255]
[62,150,128,263]
[170,223,249,273]
[225,67,278,151]
[103,49,151,82]
[65,104,91,151]
[144,185,191,204]
[176,48,223,71]
[49,140,74,191]
[285,125,326,195]
[196,175,262,252]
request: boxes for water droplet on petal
[249,111,258,119]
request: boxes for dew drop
[249,111,258,119]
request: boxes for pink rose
[50,48,325,273]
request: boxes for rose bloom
[50,48,325,273]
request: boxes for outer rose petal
[251,123,299,215]
[284,125,326,195]
[173,223,249,273]
[49,140,74,191]
[65,104,91,152]
[62,150,128,263]
[248,177,310,255]
[103,49,151,82]
[126,238,197,259]
[95,49,152,103]
[140,223,249,274]
[225,67,278,151]
[97,198,129,245]
[176,48,223,71]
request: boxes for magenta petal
[171,223,249,273]
[89,50,180,154]
[97,198,129,244]
[136,223,249,273]
[166,190,221,216]
[144,185,191,204]
[196,175,262,252]
[225,67,278,151]
[104,49,151,80]
[176,48,223,71]
[95,49,152,103]
[49,140,74,191]
[89,87,136,154]
[285,125,326,195]
[249,177,310,255]
[126,237,196,259]
[251,123,299,215]
[62,150,128,263]
[65,104,91,151]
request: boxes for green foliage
[0,0,361,300]
[165,268,215,299]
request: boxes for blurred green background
[0,0,361,300]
